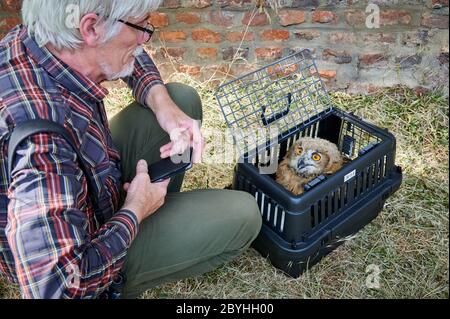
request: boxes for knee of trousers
[225,190,263,242]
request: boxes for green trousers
[109,83,262,299]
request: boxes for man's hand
[157,108,204,163]
[146,85,204,163]
[122,160,169,224]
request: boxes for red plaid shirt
[0,26,164,298]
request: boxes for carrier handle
[260,93,292,126]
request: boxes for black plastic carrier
[215,49,402,277]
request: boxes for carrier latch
[304,175,327,191]
[358,142,379,156]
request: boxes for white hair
[22,0,162,50]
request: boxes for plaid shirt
[0,26,164,298]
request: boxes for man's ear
[79,13,103,47]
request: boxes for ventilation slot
[310,197,331,229]
[254,190,286,234]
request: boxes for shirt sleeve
[125,50,165,107]
[7,132,139,299]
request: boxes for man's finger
[160,142,173,153]
[170,139,189,156]
[169,127,189,143]
[191,122,204,164]
[192,142,204,163]
[136,159,148,174]
[160,142,174,158]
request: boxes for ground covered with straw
[0,79,448,299]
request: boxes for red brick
[260,29,290,41]
[358,52,388,67]
[160,47,187,58]
[344,10,365,26]
[149,13,169,28]
[179,65,201,76]
[204,64,229,74]
[222,47,249,61]
[255,47,283,61]
[318,70,337,79]
[159,31,187,42]
[156,63,177,78]
[0,0,21,12]
[328,32,356,44]
[380,10,412,26]
[162,0,181,8]
[207,10,234,27]
[293,30,320,40]
[432,0,449,8]
[196,47,218,59]
[184,0,212,8]
[278,10,306,26]
[242,11,269,26]
[363,33,397,44]
[192,28,221,43]
[312,11,338,24]
[322,49,352,64]
[176,12,201,24]
[202,65,233,83]
[0,17,21,32]
[218,0,252,8]
[225,31,254,42]
[421,13,449,29]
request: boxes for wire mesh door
[216,49,333,160]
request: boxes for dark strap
[7,119,99,217]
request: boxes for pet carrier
[215,49,402,277]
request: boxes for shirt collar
[20,26,109,102]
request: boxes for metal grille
[216,49,333,159]
[339,120,381,159]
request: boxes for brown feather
[275,137,343,195]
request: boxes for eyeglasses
[117,19,155,43]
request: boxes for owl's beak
[296,158,315,176]
[297,159,306,169]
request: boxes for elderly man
[0,0,262,299]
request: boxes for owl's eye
[312,153,322,161]
[295,147,303,155]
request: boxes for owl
[275,137,343,195]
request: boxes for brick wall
[1,0,449,94]
[0,0,21,38]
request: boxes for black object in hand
[149,148,193,183]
